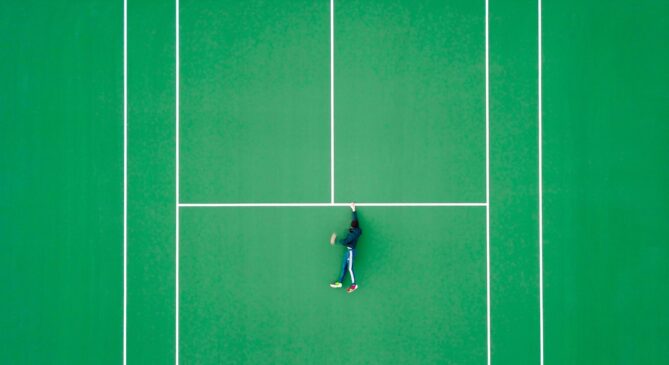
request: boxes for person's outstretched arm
[339,202,360,245]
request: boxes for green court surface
[1,1,668,365]
[180,0,330,203]
[180,207,485,364]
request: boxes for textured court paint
[0,1,123,364]
[127,0,175,363]
[180,207,486,364]
[489,0,541,363]
[3,1,666,363]
[180,0,330,203]
[544,1,669,363]
[335,0,485,203]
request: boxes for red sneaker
[346,284,358,293]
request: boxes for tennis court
[1,0,668,364]
[178,1,489,363]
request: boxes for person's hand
[350,202,356,212]
[330,233,337,246]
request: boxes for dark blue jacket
[339,211,362,249]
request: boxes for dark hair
[351,220,359,228]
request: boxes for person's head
[351,220,359,229]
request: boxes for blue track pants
[337,248,356,284]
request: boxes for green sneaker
[329,282,342,288]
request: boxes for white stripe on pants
[347,250,355,284]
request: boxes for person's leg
[338,251,349,283]
[346,249,358,293]
[331,251,348,287]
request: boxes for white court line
[330,0,335,205]
[179,202,486,208]
[485,0,491,364]
[175,0,180,363]
[123,0,127,363]
[538,0,544,363]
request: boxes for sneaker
[330,282,342,288]
[346,284,358,293]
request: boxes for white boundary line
[484,0,491,364]
[330,0,335,205]
[179,202,487,208]
[175,0,180,362]
[123,0,127,363]
[538,0,544,363]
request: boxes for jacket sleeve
[338,211,360,245]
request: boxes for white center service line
[330,0,335,205]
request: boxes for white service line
[330,0,335,205]
[484,0,491,363]
[175,0,180,363]
[179,202,487,208]
[122,0,127,363]
[538,0,544,364]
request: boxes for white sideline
[175,0,180,363]
[122,0,127,363]
[485,0,491,364]
[538,0,544,364]
[485,0,492,365]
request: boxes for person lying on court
[329,202,362,293]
